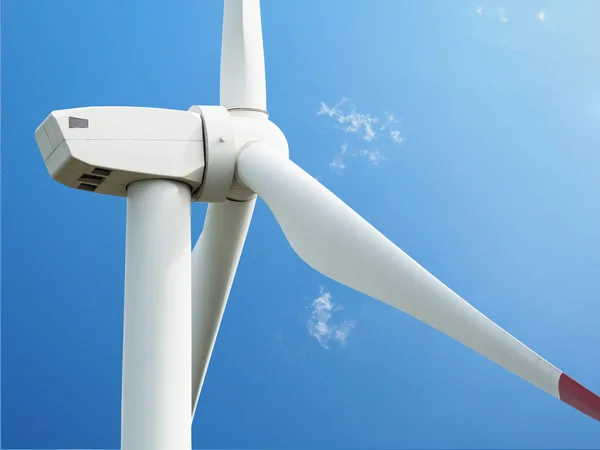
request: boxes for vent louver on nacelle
[76,167,112,193]
[77,183,97,192]
[91,168,112,177]
[78,174,104,185]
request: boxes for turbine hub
[189,105,288,202]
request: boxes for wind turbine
[34,0,599,448]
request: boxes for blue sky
[2,0,600,448]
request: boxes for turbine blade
[220,0,267,111]
[236,141,600,423]
[191,199,255,418]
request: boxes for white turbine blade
[191,199,255,418]
[220,0,267,111]
[236,141,600,423]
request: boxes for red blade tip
[558,373,600,422]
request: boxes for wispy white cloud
[318,99,404,171]
[535,9,552,28]
[536,10,546,22]
[361,119,377,142]
[307,287,356,349]
[319,99,379,142]
[475,5,554,50]
[380,113,403,145]
[329,141,348,171]
[318,98,348,118]
[333,321,355,346]
[477,5,551,28]
[390,129,404,144]
[474,5,508,22]
[358,149,385,166]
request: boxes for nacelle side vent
[77,183,97,192]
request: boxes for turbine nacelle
[34,105,288,202]
[35,106,205,197]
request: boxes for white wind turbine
[34,0,599,448]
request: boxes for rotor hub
[189,105,288,202]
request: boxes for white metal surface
[227,117,288,201]
[190,0,268,417]
[188,105,236,202]
[191,199,256,417]
[220,0,266,111]
[237,141,563,398]
[121,180,192,450]
[35,107,205,197]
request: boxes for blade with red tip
[235,140,600,424]
[559,374,600,421]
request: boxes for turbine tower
[34,0,599,448]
